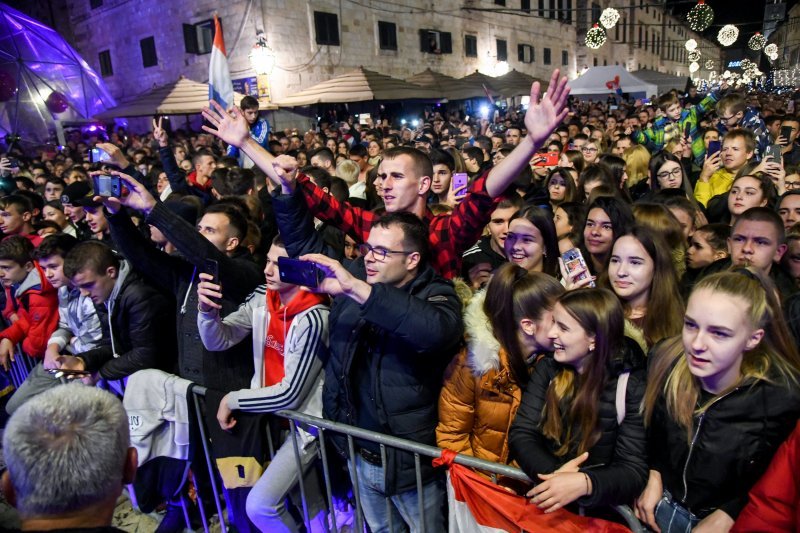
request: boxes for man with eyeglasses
[268,170,463,531]
[716,93,770,161]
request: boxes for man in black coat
[272,163,463,532]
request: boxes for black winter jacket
[273,185,464,496]
[108,203,263,390]
[648,365,800,519]
[79,261,177,380]
[509,338,648,508]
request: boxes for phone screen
[707,140,721,157]
[452,173,468,192]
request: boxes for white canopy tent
[567,66,658,99]
[632,69,692,96]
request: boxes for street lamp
[249,32,276,75]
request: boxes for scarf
[263,289,328,386]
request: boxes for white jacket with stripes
[197,285,330,431]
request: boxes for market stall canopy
[274,67,442,106]
[459,70,500,95]
[567,66,658,99]
[491,69,544,96]
[95,78,271,119]
[406,68,498,100]
[632,69,692,96]
[0,3,116,144]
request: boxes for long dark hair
[510,205,560,276]
[484,263,564,385]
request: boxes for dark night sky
[666,0,798,41]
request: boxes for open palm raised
[524,69,571,147]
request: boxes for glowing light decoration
[705,59,714,70]
[687,0,714,32]
[599,7,620,29]
[741,59,753,70]
[748,32,767,51]
[764,43,778,56]
[717,25,739,47]
[685,39,698,51]
[585,24,607,49]
[688,50,701,62]
[689,61,700,74]
[249,33,276,75]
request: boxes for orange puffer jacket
[436,290,524,465]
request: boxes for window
[378,21,397,50]
[314,11,340,45]
[522,0,531,13]
[496,39,507,61]
[183,19,215,55]
[494,0,506,4]
[98,50,112,77]
[140,36,157,68]
[419,30,452,54]
[518,43,534,63]
[562,50,568,65]
[465,34,478,57]
[90,0,102,8]
[638,25,642,47]
[538,0,545,17]
[622,17,627,42]
[564,0,572,23]
[594,57,598,66]
[591,2,601,23]
[549,0,556,19]
[543,47,551,65]
[615,21,620,41]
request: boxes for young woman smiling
[505,206,560,277]
[636,271,800,533]
[509,288,648,513]
[579,196,634,275]
[727,172,778,225]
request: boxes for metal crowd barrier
[6,345,36,388]
[188,385,644,533]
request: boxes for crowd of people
[2,73,800,533]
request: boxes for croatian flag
[209,14,233,109]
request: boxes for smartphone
[707,140,722,158]
[278,257,326,289]
[684,122,691,141]
[562,248,595,287]
[6,157,19,168]
[46,368,93,379]
[203,258,219,286]
[91,174,122,197]
[641,98,651,105]
[764,144,783,165]
[533,152,560,167]
[452,172,468,192]
[781,125,793,143]
[609,105,618,111]
[89,147,111,164]
[359,113,370,125]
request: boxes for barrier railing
[188,385,643,533]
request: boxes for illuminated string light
[717,25,739,47]
[585,24,607,49]
[687,0,714,32]
[599,7,620,29]
[685,39,698,51]
[688,50,701,62]
[705,59,714,70]
[748,32,766,51]
[764,43,778,56]
[689,61,700,73]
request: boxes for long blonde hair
[623,145,651,187]
[642,270,800,441]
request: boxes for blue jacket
[227,117,270,162]
[717,107,770,161]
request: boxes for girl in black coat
[637,270,800,533]
[509,288,648,513]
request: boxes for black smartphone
[278,257,326,289]
[707,140,722,158]
[684,122,691,141]
[764,144,783,165]
[203,258,219,286]
[91,174,122,197]
[781,125,793,143]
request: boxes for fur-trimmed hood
[463,289,502,377]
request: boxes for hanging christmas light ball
[685,39,698,52]
[585,24,607,49]
[599,7,620,29]
[768,52,778,62]
[689,61,700,74]
[748,32,767,51]
[687,0,714,32]
[705,59,715,70]
[688,50,701,62]
[741,58,753,70]
[764,43,778,56]
[717,25,739,47]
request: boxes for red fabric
[733,420,800,532]
[437,451,631,533]
[262,289,328,386]
[0,262,58,358]
[297,171,497,279]
[186,171,213,192]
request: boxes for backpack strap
[615,371,630,426]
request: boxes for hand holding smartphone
[561,248,595,289]
[278,257,326,288]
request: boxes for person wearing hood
[437,263,564,467]
[57,240,176,381]
[509,288,648,512]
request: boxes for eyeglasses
[720,114,737,122]
[581,146,599,153]
[357,243,414,262]
[786,179,800,190]
[656,167,683,180]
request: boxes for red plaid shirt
[296,172,496,279]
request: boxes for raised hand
[299,253,371,304]
[152,117,169,148]
[270,154,300,193]
[202,100,250,148]
[95,142,129,169]
[524,69,571,147]
[197,272,223,312]
[107,171,157,215]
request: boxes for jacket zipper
[680,386,741,503]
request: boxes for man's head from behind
[363,212,429,287]
[376,147,433,213]
[1,384,136,528]
[0,235,33,287]
[64,241,120,305]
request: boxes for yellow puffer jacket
[436,290,524,465]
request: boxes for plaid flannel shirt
[296,171,496,279]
